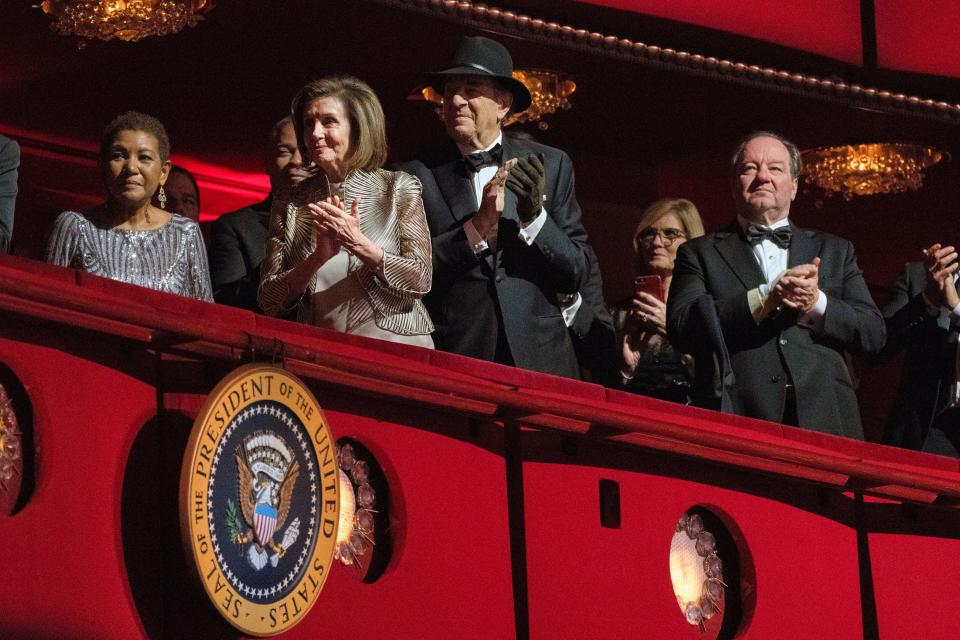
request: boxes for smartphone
[634,275,664,302]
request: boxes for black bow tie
[462,144,503,173]
[746,224,793,249]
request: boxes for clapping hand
[309,195,363,250]
[923,243,960,309]
[773,257,821,313]
[473,159,516,238]
[506,153,546,224]
[307,195,384,269]
[305,198,341,265]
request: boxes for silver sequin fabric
[47,211,213,301]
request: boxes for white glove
[247,545,268,571]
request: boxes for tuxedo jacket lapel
[715,229,765,290]
[787,221,819,269]
[433,158,477,227]
[432,153,501,272]
[500,138,521,226]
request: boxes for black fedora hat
[424,36,532,114]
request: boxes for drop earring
[158,185,167,209]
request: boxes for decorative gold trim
[334,442,377,570]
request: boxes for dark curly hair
[99,111,171,163]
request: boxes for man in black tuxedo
[209,117,313,313]
[0,134,19,254]
[399,36,592,378]
[882,243,960,454]
[668,132,885,438]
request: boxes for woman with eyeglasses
[614,198,705,401]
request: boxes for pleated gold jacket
[258,168,434,337]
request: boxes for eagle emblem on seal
[231,431,302,571]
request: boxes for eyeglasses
[637,228,687,246]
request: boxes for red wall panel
[870,532,960,640]
[304,406,516,640]
[524,459,863,639]
[0,341,517,639]
[875,0,960,78]
[577,0,863,63]
[0,337,156,640]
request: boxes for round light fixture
[0,384,22,493]
[334,439,391,582]
[670,511,725,630]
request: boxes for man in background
[209,116,313,313]
[0,134,20,253]
[161,165,200,223]
[881,243,960,455]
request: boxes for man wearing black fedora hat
[399,36,594,378]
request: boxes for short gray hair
[730,131,802,180]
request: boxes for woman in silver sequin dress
[47,111,213,301]
[259,77,433,347]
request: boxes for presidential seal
[180,364,339,636]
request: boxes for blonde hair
[632,198,705,254]
[291,76,387,173]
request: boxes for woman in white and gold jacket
[259,76,434,348]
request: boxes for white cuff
[560,292,583,328]
[464,219,489,256]
[950,300,960,320]
[517,207,547,245]
[798,289,827,331]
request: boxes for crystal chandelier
[801,143,945,200]
[413,69,577,130]
[506,69,576,129]
[40,0,213,42]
